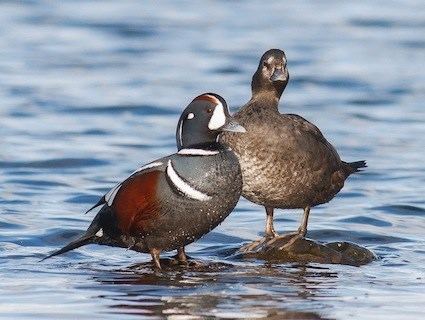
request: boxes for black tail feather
[344,160,367,175]
[41,234,96,261]
[41,211,103,261]
[84,196,106,215]
[349,160,367,171]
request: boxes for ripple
[111,142,174,149]
[0,199,31,205]
[372,205,425,216]
[200,231,248,245]
[0,220,24,230]
[81,129,110,136]
[4,179,69,188]
[339,216,392,227]
[292,76,369,90]
[349,18,395,28]
[400,40,425,49]
[308,229,411,244]
[64,194,101,204]
[349,18,425,28]
[339,191,365,198]
[348,97,394,106]
[211,66,244,75]
[62,104,177,116]
[0,158,109,169]
[65,21,158,38]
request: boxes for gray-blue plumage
[43,93,245,269]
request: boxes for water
[1,1,424,319]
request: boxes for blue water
[1,1,424,319]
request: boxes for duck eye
[206,108,213,114]
[263,61,270,68]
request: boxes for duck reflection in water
[91,260,338,319]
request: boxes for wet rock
[239,234,376,266]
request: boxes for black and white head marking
[176,93,245,150]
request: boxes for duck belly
[237,147,343,209]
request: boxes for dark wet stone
[239,235,376,266]
[326,241,377,266]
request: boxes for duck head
[251,49,289,99]
[176,93,246,150]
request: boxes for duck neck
[179,132,218,150]
[182,141,224,151]
[251,70,287,102]
[249,91,280,112]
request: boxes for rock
[327,241,377,266]
[238,235,376,266]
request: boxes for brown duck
[221,49,366,239]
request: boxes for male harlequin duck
[43,93,245,269]
[220,49,366,240]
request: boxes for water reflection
[91,260,338,319]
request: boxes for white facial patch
[166,160,211,201]
[187,113,194,119]
[208,102,226,130]
[178,149,219,156]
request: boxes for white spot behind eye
[187,113,194,119]
[208,103,226,130]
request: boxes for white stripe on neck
[166,160,211,201]
[178,149,219,156]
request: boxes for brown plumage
[221,49,366,239]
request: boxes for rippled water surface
[1,1,424,319]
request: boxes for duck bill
[221,119,246,133]
[271,68,287,82]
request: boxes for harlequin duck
[43,93,245,269]
[220,49,366,239]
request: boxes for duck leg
[175,247,204,267]
[150,248,162,270]
[281,206,311,250]
[176,247,188,265]
[279,206,310,251]
[265,206,279,238]
[297,206,310,237]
